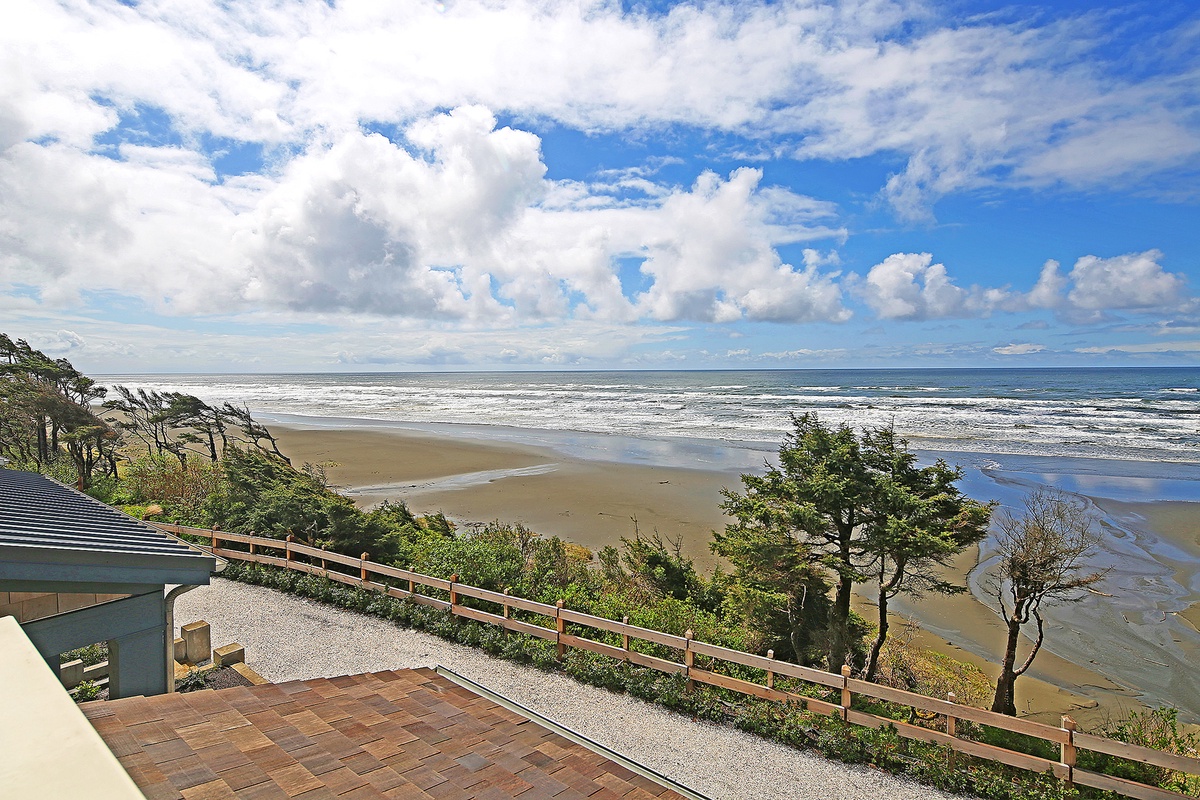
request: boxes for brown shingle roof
[83,668,689,800]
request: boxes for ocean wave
[100,369,1200,464]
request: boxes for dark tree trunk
[828,573,853,669]
[991,616,1022,715]
[865,591,889,681]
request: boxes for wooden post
[1060,715,1077,784]
[361,553,370,584]
[285,534,294,564]
[249,537,255,557]
[621,616,630,661]
[320,547,327,572]
[946,692,958,769]
[449,573,458,607]
[211,528,218,550]
[556,600,566,660]
[408,578,415,596]
[766,649,775,690]
[684,629,695,691]
[841,664,852,718]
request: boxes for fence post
[211,528,218,550]
[684,629,695,691]
[449,574,458,608]
[248,533,255,557]
[320,547,327,573]
[621,615,630,661]
[841,665,852,719]
[361,553,370,584]
[766,649,775,690]
[286,534,294,564]
[503,588,510,619]
[556,600,566,661]
[946,692,958,769]
[1060,715,1076,784]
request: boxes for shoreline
[270,418,1200,724]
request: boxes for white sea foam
[99,369,1200,465]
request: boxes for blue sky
[2,0,1199,372]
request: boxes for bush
[123,454,220,523]
[1079,708,1200,795]
[71,680,101,702]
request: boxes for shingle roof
[0,468,214,586]
[84,668,691,800]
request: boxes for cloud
[856,249,1192,324]
[1075,340,1200,355]
[628,170,849,323]
[0,106,847,326]
[4,0,1197,221]
[858,252,1006,320]
[1066,250,1187,311]
[993,342,1045,355]
[1009,250,1188,321]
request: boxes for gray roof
[0,468,214,590]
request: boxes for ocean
[103,366,1200,463]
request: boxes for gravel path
[177,578,959,800]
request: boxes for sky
[2,0,1199,373]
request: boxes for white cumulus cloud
[859,252,1007,320]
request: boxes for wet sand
[272,421,1200,724]
[273,423,738,564]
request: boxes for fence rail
[156,522,1199,800]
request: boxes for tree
[717,413,987,671]
[0,333,117,486]
[162,393,229,463]
[988,488,1105,715]
[104,386,175,460]
[710,507,835,663]
[221,403,291,465]
[859,425,992,680]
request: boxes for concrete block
[181,621,211,665]
[173,637,186,663]
[60,659,84,689]
[212,643,245,667]
[82,660,109,681]
[230,662,269,686]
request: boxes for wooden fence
[157,522,1200,800]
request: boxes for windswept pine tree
[0,333,118,486]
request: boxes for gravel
[176,577,959,800]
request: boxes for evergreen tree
[717,413,989,672]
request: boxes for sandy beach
[273,422,739,565]
[271,420,1200,726]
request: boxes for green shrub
[1078,708,1200,795]
[60,642,107,667]
[71,680,102,702]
